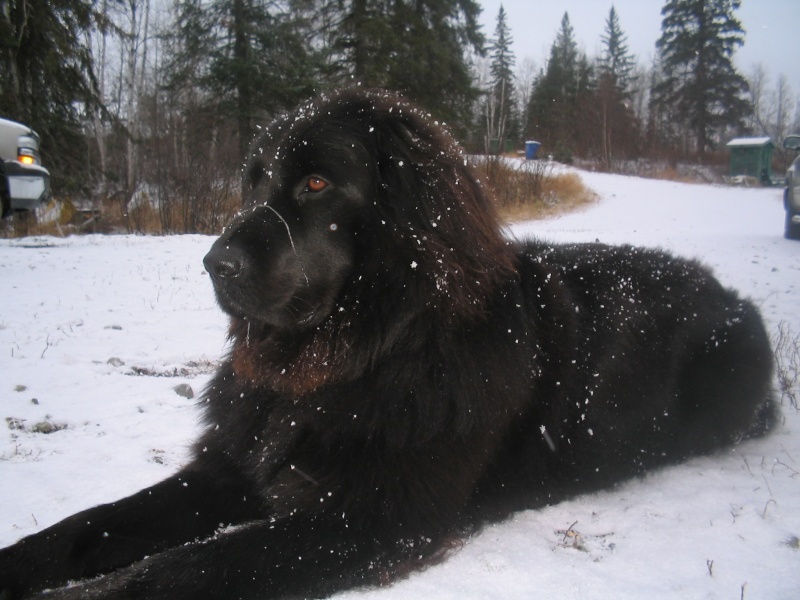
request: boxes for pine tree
[655,0,751,155]
[597,6,638,166]
[324,0,393,84]
[526,13,584,160]
[168,0,322,157]
[322,0,484,132]
[387,0,484,131]
[551,11,578,93]
[645,54,681,156]
[483,5,517,154]
[599,6,635,97]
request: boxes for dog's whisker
[289,297,316,312]
[263,204,310,286]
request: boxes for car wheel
[0,190,9,219]
[785,211,800,240]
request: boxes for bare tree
[772,74,794,165]
[773,75,792,136]
[746,65,796,164]
[792,98,800,137]
[515,57,538,141]
[629,63,649,127]
[87,0,113,198]
[122,0,151,195]
[747,63,770,135]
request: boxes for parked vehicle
[0,117,51,218]
[784,135,800,240]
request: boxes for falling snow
[0,165,798,599]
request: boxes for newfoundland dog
[0,89,775,599]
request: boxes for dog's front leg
[0,459,263,600]
[23,508,450,600]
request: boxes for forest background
[1,0,797,234]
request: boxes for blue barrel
[525,141,541,160]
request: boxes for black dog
[0,90,775,599]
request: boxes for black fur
[0,90,775,599]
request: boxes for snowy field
[1,166,799,599]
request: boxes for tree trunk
[351,0,368,81]
[233,0,251,160]
[124,1,140,194]
[92,0,109,196]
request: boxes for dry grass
[647,165,695,183]
[573,158,725,185]
[1,189,241,239]
[474,157,596,223]
[0,199,76,238]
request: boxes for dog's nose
[204,245,246,280]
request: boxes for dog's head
[204,89,515,334]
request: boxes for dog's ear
[372,119,434,229]
[372,112,496,245]
[367,104,517,319]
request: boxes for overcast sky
[478,0,800,95]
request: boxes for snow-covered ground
[1,167,798,599]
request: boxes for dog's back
[472,240,776,514]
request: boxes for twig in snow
[762,473,773,497]
[771,460,799,477]
[40,334,52,359]
[761,499,777,519]
[706,559,714,576]
[562,520,579,544]
[730,505,741,523]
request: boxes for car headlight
[17,146,40,165]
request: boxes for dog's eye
[304,177,328,193]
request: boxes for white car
[0,117,51,218]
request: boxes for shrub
[474,156,595,222]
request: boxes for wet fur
[0,90,775,599]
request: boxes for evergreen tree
[483,4,517,153]
[597,5,638,165]
[526,13,585,160]
[645,53,681,156]
[387,0,483,130]
[654,0,751,155]
[168,0,322,157]
[325,0,393,84]
[551,11,578,92]
[0,0,100,194]
[323,0,484,132]
[599,6,635,97]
